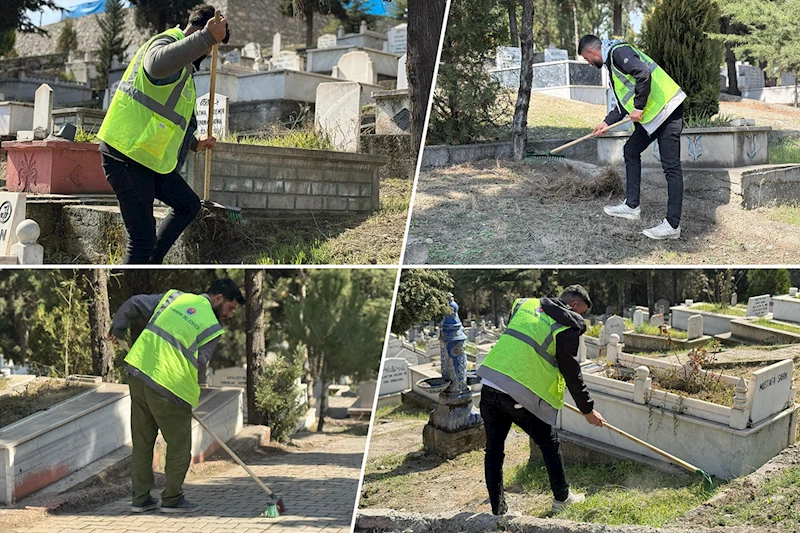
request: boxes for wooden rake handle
[550,116,632,155]
[563,403,700,475]
[203,10,222,202]
[191,412,278,498]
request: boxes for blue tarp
[61,0,108,19]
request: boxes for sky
[28,0,387,28]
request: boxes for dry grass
[538,166,623,201]
[0,378,92,429]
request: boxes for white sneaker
[643,218,681,240]
[551,490,585,513]
[603,201,641,220]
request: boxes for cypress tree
[96,0,129,91]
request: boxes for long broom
[117,340,284,517]
[201,10,242,222]
[563,403,714,491]
[526,116,632,162]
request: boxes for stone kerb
[670,305,739,336]
[730,317,800,344]
[187,142,387,213]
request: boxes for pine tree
[56,18,79,54]
[321,0,378,34]
[640,0,724,120]
[96,0,128,90]
[0,30,15,57]
[0,0,58,35]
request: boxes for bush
[746,269,791,297]
[640,0,724,120]
[254,355,307,443]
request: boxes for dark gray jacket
[604,43,653,125]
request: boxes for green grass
[0,377,8,391]
[705,465,800,529]
[691,303,747,317]
[753,318,800,335]
[466,343,477,355]
[765,205,800,227]
[375,403,429,421]
[220,128,334,151]
[511,459,718,527]
[584,323,602,338]
[684,112,736,128]
[633,323,688,339]
[769,137,800,164]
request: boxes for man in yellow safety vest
[477,285,606,515]
[109,278,245,513]
[98,5,230,264]
[579,34,687,240]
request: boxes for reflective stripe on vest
[608,43,681,124]
[97,28,196,173]
[124,290,223,407]
[477,298,570,410]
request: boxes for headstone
[790,288,798,297]
[254,57,267,71]
[33,84,53,132]
[195,92,229,138]
[654,299,671,316]
[603,315,626,344]
[633,309,646,330]
[544,46,569,62]
[271,50,303,71]
[749,359,793,423]
[337,25,345,38]
[387,23,408,54]
[380,358,410,396]
[685,299,694,306]
[317,33,338,49]
[466,327,478,342]
[496,46,522,69]
[242,42,262,59]
[354,379,377,409]
[731,293,738,306]
[650,314,665,327]
[0,192,27,256]
[360,20,368,34]
[212,366,246,388]
[498,316,505,329]
[746,294,771,317]
[397,54,408,90]
[333,51,377,84]
[272,32,281,54]
[315,82,362,152]
[225,49,241,64]
[687,314,703,340]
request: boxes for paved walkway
[15,433,366,533]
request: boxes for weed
[753,318,800,336]
[769,137,800,164]
[691,302,747,316]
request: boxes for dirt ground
[409,160,800,265]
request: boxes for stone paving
[14,433,366,533]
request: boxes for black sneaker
[131,496,160,513]
[160,496,200,513]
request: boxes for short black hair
[577,34,601,55]
[208,278,245,304]
[189,4,230,44]
[561,284,592,310]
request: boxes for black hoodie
[535,297,595,415]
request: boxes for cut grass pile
[753,318,800,336]
[537,167,623,201]
[512,459,717,527]
[691,303,747,316]
[0,378,92,429]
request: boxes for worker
[97,5,230,264]
[109,278,245,513]
[476,285,606,515]
[578,34,686,240]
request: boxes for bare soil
[409,160,800,265]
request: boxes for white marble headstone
[749,359,793,423]
[195,92,229,138]
[225,49,241,64]
[317,33,338,49]
[33,83,53,133]
[496,46,522,69]
[633,309,646,330]
[315,82,362,152]
[731,292,738,306]
[603,315,626,344]
[746,294,771,317]
[380,358,410,396]
[687,314,703,340]
[387,23,408,54]
[212,366,246,388]
[544,47,568,62]
[355,379,378,409]
[242,42,262,59]
[0,192,27,256]
[271,50,303,71]
[397,54,408,90]
[334,50,377,85]
[272,32,281,54]
[650,314,665,327]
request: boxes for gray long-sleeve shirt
[110,292,220,366]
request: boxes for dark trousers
[624,103,684,228]
[480,385,569,514]
[101,154,200,264]
[129,376,193,507]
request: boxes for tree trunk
[617,279,624,315]
[316,378,329,432]
[612,0,622,37]
[305,6,314,48]
[571,2,579,56]
[88,269,115,382]
[407,0,448,154]
[245,269,266,425]
[721,18,740,96]
[14,315,29,365]
[512,0,534,160]
[508,0,519,48]
[672,270,679,304]
[647,270,655,315]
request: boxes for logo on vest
[186,308,196,315]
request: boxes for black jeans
[480,385,569,515]
[101,154,200,264]
[624,103,684,228]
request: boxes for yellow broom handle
[203,10,221,202]
[550,116,632,155]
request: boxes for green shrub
[255,355,307,443]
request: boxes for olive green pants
[129,376,192,506]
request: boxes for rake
[527,116,632,162]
